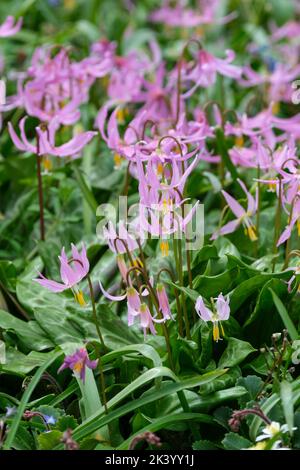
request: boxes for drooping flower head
[211,179,258,242]
[0,16,22,37]
[58,348,98,383]
[195,293,230,341]
[34,244,89,305]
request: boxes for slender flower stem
[122,162,131,196]
[256,164,261,256]
[87,275,106,350]
[87,275,109,417]
[36,132,45,241]
[175,39,203,126]
[283,195,300,269]
[174,238,191,339]
[272,177,282,272]
[157,268,183,337]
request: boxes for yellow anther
[235,135,244,147]
[160,240,169,257]
[75,290,86,307]
[272,102,280,115]
[213,323,220,342]
[157,162,164,175]
[245,225,258,242]
[42,156,52,173]
[133,257,143,268]
[114,153,123,168]
[116,108,127,124]
[64,0,76,10]
[268,182,276,192]
[73,361,83,374]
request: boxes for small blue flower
[5,406,16,417]
[43,414,56,425]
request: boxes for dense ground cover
[0,0,300,451]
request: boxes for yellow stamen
[75,290,86,307]
[297,219,300,237]
[268,182,276,192]
[116,108,127,124]
[235,135,244,147]
[157,162,164,176]
[160,240,169,257]
[133,257,143,268]
[73,360,83,374]
[114,153,123,168]
[220,322,225,337]
[42,156,52,173]
[101,76,109,89]
[272,102,280,115]
[213,323,220,342]
[73,124,84,136]
[245,225,258,242]
[195,26,204,37]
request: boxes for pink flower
[277,198,300,246]
[102,221,139,254]
[181,49,242,98]
[98,282,164,338]
[150,1,236,28]
[0,16,22,37]
[9,117,97,157]
[34,244,89,305]
[211,179,258,242]
[129,302,164,338]
[157,283,173,320]
[195,293,230,342]
[58,348,98,383]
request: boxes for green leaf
[3,350,62,450]
[193,440,219,450]
[280,381,294,436]
[0,309,54,351]
[269,288,298,341]
[200,366,241,395]
[1,349,57,376]
[56,415,78,432]
[37,430,63,450]
[249,378,300,441]
[118,413,214,450]
[55,369,227,447]
[236,375,263,406]
[222,432,252,450]
[218,338,256,368]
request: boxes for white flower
[256,421,296,442]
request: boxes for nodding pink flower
[98,282,164,337]
[181,49,242,98]
[239,63,300,103]
[277,198,300,246]
[211,179,258,242]
[96,104,136,160]
[33,244,89,306]
[149,1,236,28]
[116,254,128,283]
[9,117,97,158]
[286,264,300,293]
[157,283,173,320]
[103,221,139,254]
[271,21,300,42]
[0,16,22,37]
[58,348,98,383]
[195,293,230,342]
[129,302,164,338]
